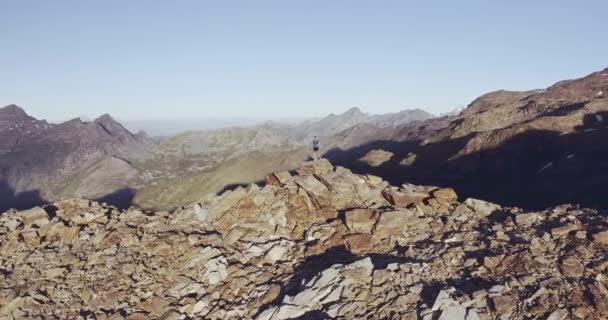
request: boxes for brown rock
[45,224,79,243]
[593,230,608,245]
[259,285,281,305]
[362,174,384,186]
[4,158,608,320]
[296,159,333,176]
[160,310,181,320]
[492,294,518,315]
[344,209,378,233]
[560,256,585,277]
[484,255,505,270]
[265,171,292,186]
[546,309,568,320]
[589,283,608,316]
[382,188,428,207]
[373,210,407,239]
[400,153,417,167]
[344,233,373,254]
[431,188,458,206]
[515,212,540,226]
[573,307,591,319]
[139,296,170,316]
[17,207,49,226]
[21,230,41,246]
[372,270,392,286]
[358,149,394,167]
[294,175,329,201]
[463,198,501,217]
[551,223,581,238]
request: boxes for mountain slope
[130,107,434,210]
[0,104,53,154]
[0,106,155,211]
[134,148,310,210]
[326,68,608,209]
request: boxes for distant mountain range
[0,104,433,211]
[128,107,435,209]
[2,67,607,211]
[0,107,155,210]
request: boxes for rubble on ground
[1,159,608,319]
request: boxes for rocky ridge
[2,160,608,319]
[0,106,155,211]
[327,67,608,209]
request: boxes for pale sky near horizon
[1,0,607,121]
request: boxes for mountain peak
[92,113,137,138]
[0,104,28,117]
[344,107,365,116]
[94,113,117,123]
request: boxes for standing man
[312,136,320,161]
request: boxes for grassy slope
[133,147,310,210]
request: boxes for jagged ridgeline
[2,160,608,319]
[4,68,608,212]
[0,104,433,212]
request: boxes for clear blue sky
[1,0,607,121]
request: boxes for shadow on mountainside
[217,180,268,196]
[324,111,608,210]
[0,180,46,212]
[95,188,137,210]
[0,182,138,212]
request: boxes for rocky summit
[2,160,608,319]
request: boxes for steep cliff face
[1,160,607,319]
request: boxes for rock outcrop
[1,160,608,319]
[358,149,394,167]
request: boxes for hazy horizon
[2,1,607,122]
[6,105,434,136]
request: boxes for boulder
[265,171,292,186]
[16,207,49,226]
[373,210,407,239]
[344,209,378,233]
[463,198,501,217]
[551,223,581,239]
[431,287,481,320]
[593,230,608,245]
[515,212,540,227]
[432,188,458,206]
[344,233,373,254]
[295,175,329,199]
[296,159,333,176]
[560,256,585,277]
[546,309,569,320]
[358,149,394,167]
[491,295,517,315]
[382,188,428,207]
